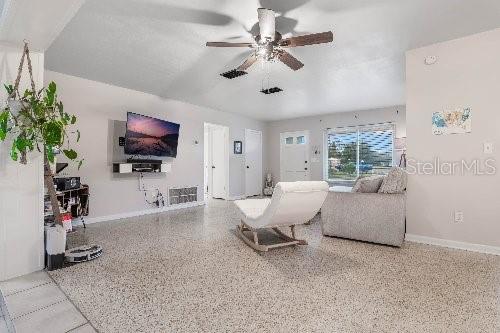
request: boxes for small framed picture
[234,141,242,154]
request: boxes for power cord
[138,173,165,208]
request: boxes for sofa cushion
[351,176,385,193]
[378,167,407,194]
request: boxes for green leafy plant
[1,82,82,164]
[0,81,83,225]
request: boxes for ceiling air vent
[260,87,282,95]
[220,69,248,79]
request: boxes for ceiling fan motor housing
[256,42,276,60]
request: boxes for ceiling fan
[206,8,333,73]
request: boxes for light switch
[454,211,464,223]
[484,142,494,154]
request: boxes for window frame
[324,122,395,183]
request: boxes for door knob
[246,166,249,169]
[304,167,308,170]
[212,166,215,169]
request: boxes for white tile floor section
[0,271,97,333]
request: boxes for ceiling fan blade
[279,31,333,47]
[277,50,304,71]
[206,42,254,48]
[237,53,258,71]
[257,8,275,40]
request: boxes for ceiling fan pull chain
[266,61,271,91]
[267,69,270,91]
[263,61,267,91]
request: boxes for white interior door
[211,126,227,199]
[280,131,310,181]
[203,127,209,197]
[245,129,262,197]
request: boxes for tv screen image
[124,112,180,157]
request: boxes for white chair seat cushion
[234,198,271,221]
[234,181,329,229]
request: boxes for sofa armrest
[321,191,406,246]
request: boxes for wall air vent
[169,187,198,205]
[220,69,248,79]
[260,87,282,95]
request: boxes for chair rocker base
[237,221,308,252]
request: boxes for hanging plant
[0,42,83,225]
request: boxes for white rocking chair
[234,181,329,252]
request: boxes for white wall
[45,71,267,219]
[265,106,406,182]
[406,28,500,248]
[0,44,45,281]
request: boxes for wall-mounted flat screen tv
[124,112,180,157]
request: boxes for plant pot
[45,224,67,270]
[7,99,22,116]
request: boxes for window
[326,124,394,185]
[285,137,294,145]
[296,136,305,144]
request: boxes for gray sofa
[321,190,406,247]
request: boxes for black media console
[113,161,171,174]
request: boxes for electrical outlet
[484,142,494,154]
[454,211,464,223]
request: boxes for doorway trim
[204,122,230,200]
[280,130,311,182]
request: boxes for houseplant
[0,42,82,225]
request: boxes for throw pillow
[378,167,407,194]
[351,175,385,193]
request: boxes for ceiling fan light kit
[206,7,333,91]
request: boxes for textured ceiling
[0,0,84,51]
[46,0,500,121]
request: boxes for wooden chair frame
[237,220,308,252]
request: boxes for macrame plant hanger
[10,41,63,224]
[10,41,37,100]
[9,41,36,164]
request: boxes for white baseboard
[405,234,500,256]
[84,201,205,225]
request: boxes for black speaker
[54,177,81,191]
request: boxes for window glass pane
[326,124,394,186]
[327,131,358,185]
[285,137,293,144]
[359,129,393,176]
[296,136,305,144]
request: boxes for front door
[280,131,310,181]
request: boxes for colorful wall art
[432,107,471,135]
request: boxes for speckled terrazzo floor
[49,200,500,333]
